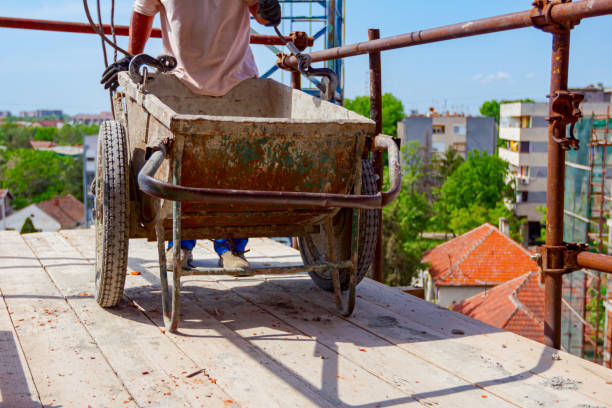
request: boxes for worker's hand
[258,0,281,27]
[100,56,133,92]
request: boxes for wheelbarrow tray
[117,72,375,240]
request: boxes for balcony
[499,147,520,166]
[499,127,547,142]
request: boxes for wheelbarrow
[93,56,401,332]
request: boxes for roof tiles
[422,223,538,286]
[35,194,84,228]
[453,271,545,344]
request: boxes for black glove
[258,0,281,27]
[100,56,132,92]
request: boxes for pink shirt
[133,0,259,96]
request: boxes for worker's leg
[167,240,196,251]
[215,239,249,269]
[213,238,248,255]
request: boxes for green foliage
[431,150,521,239]
[344,93,405,136]
[20,217,39,234]
[0,149,83,209]
[0,122,98,148]
[0,122,34,149]
[380,142,461,286]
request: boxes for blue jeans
[168,239,248,256]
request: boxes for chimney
[498,218,510,235]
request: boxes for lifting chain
[274,28,338,102]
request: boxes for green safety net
[562,115,611,356]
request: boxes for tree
[432,150,521,239]
[0,149,82,209]
[436,146,464,180]
[345,93,405,136]
[479,98,536,125]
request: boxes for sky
[0,0,611,115]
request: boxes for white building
[3,204,62,232]
[499,97,612,244]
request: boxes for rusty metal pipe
[375,135,402,207]
[577,251,612,273]
[369,28,384,283]
[0,16,308,46]
[281,0,612,68]
[544,30,571,350]
[138,138,401,210]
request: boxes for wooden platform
[1,229,611,408]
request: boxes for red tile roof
[35,194,84,228]
[30,140,57,149]
[452,271,545,344]
[422,223,538,287]
[0,189,14,200]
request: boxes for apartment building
[498,93,612,244]
[397,114,496,158]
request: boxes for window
[453,142,466,153]
[520,141,530,153]
[453,125,466,135]
[521,191,529,202]
[432,125,445,134]
[519,166,530,177]
[520,116,532,128]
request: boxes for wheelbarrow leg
[165,160,183,333]
[155,218,171,319]
[326,215,358,317]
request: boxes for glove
[258,0,281,27]
[100,56,132,92]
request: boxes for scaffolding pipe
[543,30,571,350]
[0,16,305,46]
[281,0,612,69]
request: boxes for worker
[101,0,281,270]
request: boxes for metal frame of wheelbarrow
[137,135,401,332]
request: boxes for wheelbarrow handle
[374,134,402,207]
[137,137,402,210]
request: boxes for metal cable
[96,0,109,67]
[83,0,132,57]
[110,0,118,62]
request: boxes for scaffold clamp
[531,0,581,34]
[547,90,585,150]
[534,242,588,282]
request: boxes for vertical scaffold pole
[369,28,383,283]
[545,30,571,349]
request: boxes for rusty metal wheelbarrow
[93,57,401,332]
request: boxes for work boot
[219,251,250,269]
[166,247,193,270]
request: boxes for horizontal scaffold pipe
[282,0,612,66]
[0,16,298,46]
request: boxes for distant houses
[421,223,539,307]
[452,271,545,344]
[1,194,84,233]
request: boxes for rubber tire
[299,160,379,292]
[94,121,130,307]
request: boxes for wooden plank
[247,240,612,403]
[354,278,612,405]
[0,230,136,407]
[33,230,232,408]
[0,285,41,407]
[134,238,516,407]
[119,236,339,408]
[265,277,611,407]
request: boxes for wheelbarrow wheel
[94,121,130,307]
[299,160,379,292]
